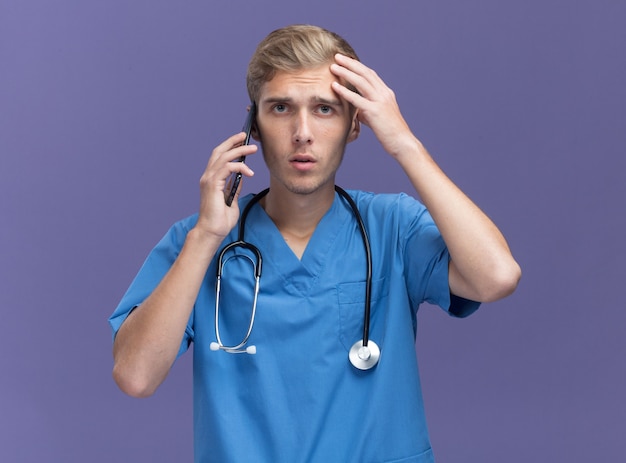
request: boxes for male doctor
[110,25,521,462]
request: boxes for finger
[210,152,256,195]
[209,136,258,169]
[330,64,374,100]
[216,131,248,153]
[203,138,257,190]
[224,142,258,164]
[331,80,367,109]
[332,54,366,76]
[332,54,384,92]
[226,157,255,178]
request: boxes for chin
[284,179,334,196]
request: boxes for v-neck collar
[243,191,352,296]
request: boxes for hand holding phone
[224,103,257,206]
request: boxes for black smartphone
[224,103,257,206]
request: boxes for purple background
[1,1,624,461]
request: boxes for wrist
[185,226,226,259]
[391,134,427,164]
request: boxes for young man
[110,25,520,462]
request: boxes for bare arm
[112,132,257,397]
[331,54,521,302]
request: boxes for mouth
[289,154,316,171]
[290,154,315,163]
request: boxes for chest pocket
[336,277,389,352]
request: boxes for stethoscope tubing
[214,252,261,353]
[213,186,379,369]
[333,186,373,347]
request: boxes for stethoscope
[209,186,380,370]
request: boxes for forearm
[112,228,223,397]
[396,136,521,302]
[112,130,257,397]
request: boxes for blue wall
[1,1,624,461]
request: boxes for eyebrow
[313,96,343,106]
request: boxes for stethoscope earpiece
[210,341,257,355]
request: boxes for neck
[260,183,336,258]
[262,185,335,231]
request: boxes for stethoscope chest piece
[349,339,380,370]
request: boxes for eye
[318,105,333,115]
[272,104,287,113]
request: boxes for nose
[293,111,313,145]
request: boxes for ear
[346,109,360,143]
[251,123,261,142]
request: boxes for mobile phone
[224,103,257,206]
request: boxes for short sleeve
[399,195,481,318]
[108,215,198,357]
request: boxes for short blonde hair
[246,25,359,103]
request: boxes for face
[252,64,360,197]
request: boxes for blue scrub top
[109,190,480,463]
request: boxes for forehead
[258,64,340,102]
